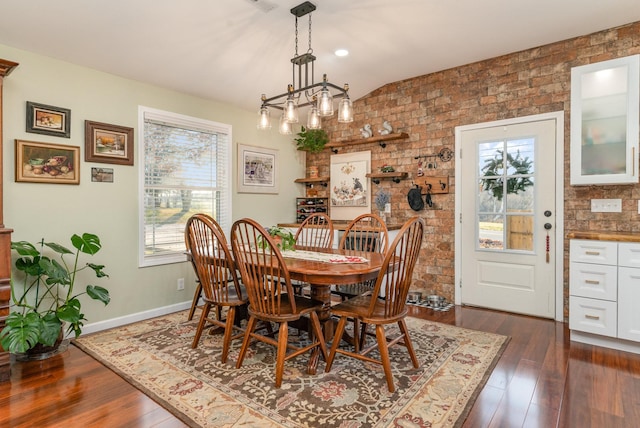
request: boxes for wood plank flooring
[2,305,640,427]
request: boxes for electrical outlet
[177,278,185,291]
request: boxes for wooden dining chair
[230,218,328,388]
[185,214,247,364]
[294,212,334,250]
[332,213,389,301]
[292,213,334,295]
[185,215,227,321]
[324,216,425,393]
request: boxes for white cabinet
[570,55,640,185]
[569,239,640,353]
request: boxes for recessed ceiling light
[334,49,349,57]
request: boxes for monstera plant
[0,233,110,355]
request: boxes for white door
[459,119,557,318]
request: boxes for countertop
[278,221,403,231]
[566,231,640,243]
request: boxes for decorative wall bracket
[422,176,449,194]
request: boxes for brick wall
[307,21,640,317]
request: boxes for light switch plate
[591,198,622,213]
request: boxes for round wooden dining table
[280,248,387,374]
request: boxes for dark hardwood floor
[2,305,640,427]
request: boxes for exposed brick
[309,21,640,304]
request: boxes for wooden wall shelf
[326,132,408,153]
[294,176,329,187]
[366,172,408,184]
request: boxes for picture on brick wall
[330,151,371,221]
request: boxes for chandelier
[257,1,354,134]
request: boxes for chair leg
[375,324,395,393]
[191,302,211,348]
[275,322,289,388]
[187,281,202,321]
[236,315,257,369]
[309,311,328,361]
[398,319,420,368]
[359,322,368,351]
[324,316,348,372]
[220,306,236,364]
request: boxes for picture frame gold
[15,139,80,185]
[85,120,134,166]
[26,101,71,138]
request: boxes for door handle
[544,223,552,230]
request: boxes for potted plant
[0,233,110,356]
[294,126,329,153]
[257,226,296,251]
[375,189,391,221]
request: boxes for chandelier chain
[308,14,313,53]
[294,16,299,57]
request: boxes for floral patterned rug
[74,311,509,427]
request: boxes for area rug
[74,311,509,427]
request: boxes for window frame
[137,105,232,267]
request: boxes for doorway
[454,112,564,320]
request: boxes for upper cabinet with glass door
[570,55,640,185]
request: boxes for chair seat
[203,283,248,306]
[331,294,408,325]
[332,283,374,299]
[249,293,324,322]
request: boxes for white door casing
[454,112,564,321]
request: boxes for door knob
[544,223,552,230]
[544,210,552,217]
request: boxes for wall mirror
[570,54,639,185]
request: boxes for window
[138,106,232,267]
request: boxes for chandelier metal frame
[258,1,353,131]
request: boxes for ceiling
[1,0,639,113]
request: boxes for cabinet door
[618,267,640,342]
[570,54,640,185]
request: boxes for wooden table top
[282,249,387,286]
[566,231,640,243]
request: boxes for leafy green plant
[294,126,329,153]
[0,233,110,354]
[257,226,296,251]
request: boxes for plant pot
[15,328,68,361]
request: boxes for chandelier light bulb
[337,96,354,123]
[257,104,271,130]
[279,111,292,135]
[307,102,321,129]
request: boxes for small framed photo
[91,167,114,183]
[237,143,279,194]
[85,120,134,166]
[15,139,80,185]
[26,101,71,138]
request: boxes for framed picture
[26,101,71,138]
[330,150,371,220]
[85,120,134,165]
[237,143,279,194]
[91,167,114,183]
[15,139,80,185]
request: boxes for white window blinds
[139,106,232,266]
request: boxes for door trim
[454,112,565,321]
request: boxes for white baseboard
[79,301,193,336]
